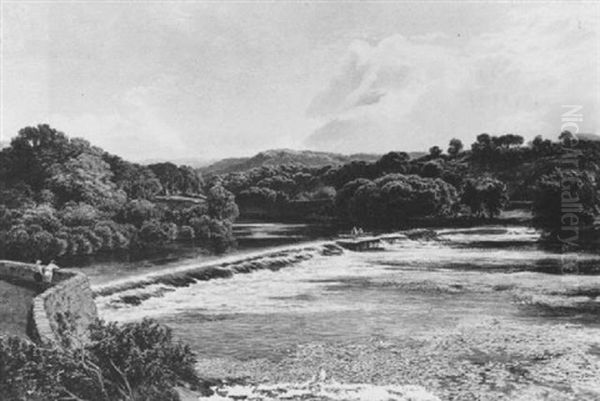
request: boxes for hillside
[576,133,600,142]
[140,157,214,168]
[200,149,383,175]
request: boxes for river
[88,223,600,401]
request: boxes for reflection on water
[233,222,337,248]
[94,225,600,400]
[73,221,335,284]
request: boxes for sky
[1,1,599,161]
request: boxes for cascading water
[92,225,600,401]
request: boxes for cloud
[305,5,599,153]
[49,82,189,161]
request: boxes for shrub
[60,202,100,227]
[178,225,195,241]
[0,319,205,401]
[461,177,508,218]
[532,169,597,242]
[118,199,161,228]
[138,219,178,248]
[338,174,459,227]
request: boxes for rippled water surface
[94,225,600,400]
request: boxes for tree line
[0,125,239,262]
[2,125,598,257]
[213,132,599,246]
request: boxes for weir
[93,240,330,299]
[336,234,405,251]
[336,237,382,251]
[93,233,410,309]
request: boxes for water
[72,221,335,285]
[93,225,600,401]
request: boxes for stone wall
[0,260,41,284]
[0,260,97,347]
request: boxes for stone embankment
[0,260,97,347]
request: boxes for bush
[533,169,597,242]
[337,174,458,227]
[118,199,161,228]
[60,202,100,227]
[461,177,508,218]
[0,319,205,401]
[178,225,195,241]
[138,219,178,248]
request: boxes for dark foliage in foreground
[0,319,206,401]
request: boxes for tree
[0,125,241,260]
[177,166,204,195]
[421,161,443,178]
[138,219,177,248]
[532,169,597,241]
[559,130,578,147]
[19,204,62,232]
[6,125,72,189]
[461,177,508,218]
[447,138,463,156]
[339,174,458,228]
[119,199,161,228]
[429,146,442,158]
[60,202,100,227]
[105,156,162,199]
[375,152,410,174]
[310,186,336,200]
[207,184,239,221]
[48,153,126,210]
[335,178,372,221]
[148,162,182,195]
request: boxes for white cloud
[49,83,189,161]
[305,5,599,153]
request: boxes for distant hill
[199,149,383,175]
[576,133,600,142]
[140,157,214,168]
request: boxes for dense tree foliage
[447,138,464,156]
[212,132,600,234]
[0,125,238,262]
[3,124,600,249]
[0,319,206,401]
[532,169,599,245]
[335,174,459,228]
[461,177,509,218]
[147,163,204,196]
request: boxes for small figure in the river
[351,226,359,237]
[43,260,60,284]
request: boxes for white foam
[200,381,440,401]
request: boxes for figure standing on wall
[43,260,60,284]
[34,260,44,283]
